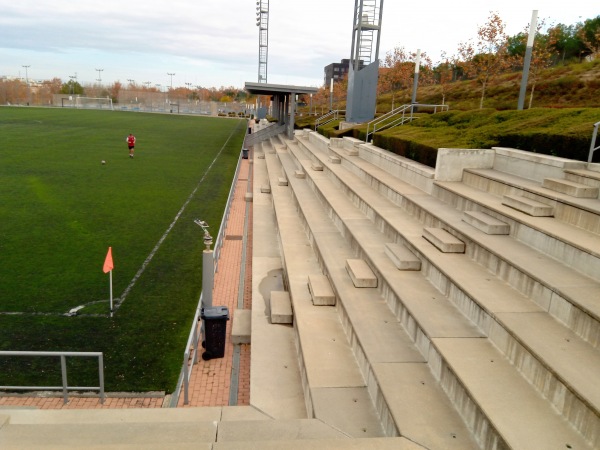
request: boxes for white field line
[114,125,241,310]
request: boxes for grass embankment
[297,60,600,165]
[0,107,246,392]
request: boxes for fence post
[60,355,68,404]
[98,353,105,404]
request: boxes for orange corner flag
[103,247,114,273]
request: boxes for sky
[0,1,597,90]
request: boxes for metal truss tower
[256,0,269,83]
[346,0,384,123]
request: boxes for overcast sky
[0,1,596,89]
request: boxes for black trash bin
[200,306,230,360]
[242,148,249,159]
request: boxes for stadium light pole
[22,65,30,104]
[69,74,77,95]
[167,72,175,90]
[95,68,103,85]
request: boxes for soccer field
[0,107,246,392]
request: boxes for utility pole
[518,10,538,110]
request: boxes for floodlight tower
[255,0,269,83]
[346,0,384,123]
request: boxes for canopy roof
[244,82,319,96]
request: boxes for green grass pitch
[0,107,246,392]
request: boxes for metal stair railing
[0,351,105,404]
[588,121,600,163]
[365,103,449,142]
[244,123,286,148]
[314,110,345,131]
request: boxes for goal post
[74,97,114,111]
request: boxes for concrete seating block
[328,155,341,164]
[260,184,271,194]
[270,291,293,324]
[244,193,253,202]
[502,194,554,217]
[311,162,323,171]
[384,243,422,270]
[423,228,465,253]
[231,309,251,344]
[542,177,599,198]
[462,211,510,235]
[257,154,265,159]
[308,274,336,306]
[345,259,377,288]
[278,177,288,186]
[345,148,359,156]
[295,170,306,179]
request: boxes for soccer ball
[101,160,106,165]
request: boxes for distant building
[323,59,365,87]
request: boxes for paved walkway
[0,151,253,410]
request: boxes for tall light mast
[255,0,269,83]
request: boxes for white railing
[314,110,345,131]
[588,121,600,163]
[0,351,105,404]
[365,103,449,142]
[175,145,245,406]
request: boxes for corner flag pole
[103,247,114,314]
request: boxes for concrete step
[217,418,345,441]
[565,168,600,188]
[345,259,378,288]
[462,210,510,235]
[252,150,308,420]
[311,162,323,171]
[435,338,593,450]
[261,184,271,194]
[269,149,373,422]
[295,170,305,179]
[231,309,251,344]
[270,291,293,324]
[328,155,341,164]
[278,177,288,186]
[289,134,600,443]
[502,194,554,216]
[384,243,421,270]
[422,227,465,253]
[542,177,599,198]
[308,274,336,306]
[284,140,484,443]
[0,420,217,448]
[214,437,423,450]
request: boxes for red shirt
[127,135,136,146]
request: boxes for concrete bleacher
[264,130,600,449]
[3,125,600,449]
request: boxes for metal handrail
[315,110,345,131]
[244,123,285,148]
[365,103,449,142]
[0,351,104,404]
[588,121,600,163]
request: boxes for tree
[458,11,512,109]
[578,16,600,59]
[547,23,585,63]
[379,46,414,97]
[60,79,85,96]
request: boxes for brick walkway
[0,153,253,410]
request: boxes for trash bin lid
[201,306,230,320]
